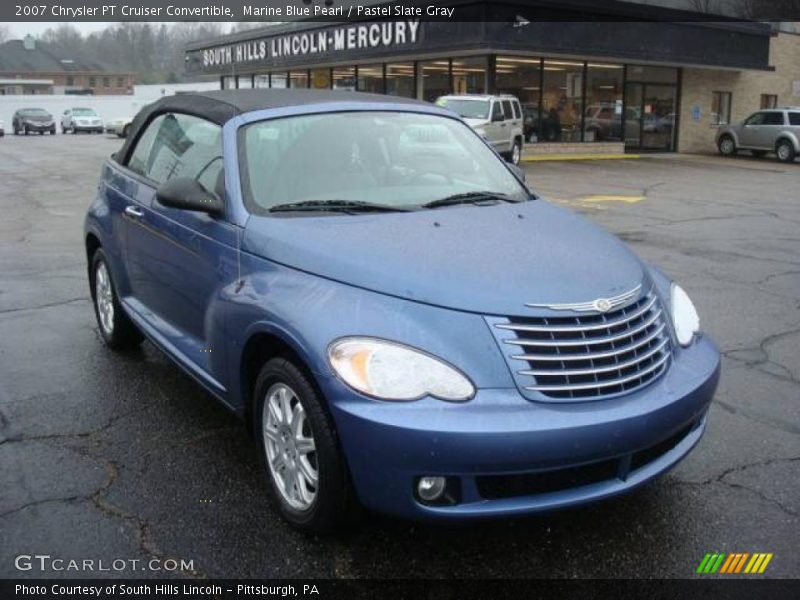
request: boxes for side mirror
[156,177,223,216]
[508,163,526,183]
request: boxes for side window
[501,100,514,121]
[491,101,504,121]
[762,112,785,126]
[126,113,223,195]
[512,101,522,120]
[789,112,800,126]
[744,112,766,126]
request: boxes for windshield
[73,108,97,116]
[436,98,490,120]
[22,109,49,116]
[240,111,530,214]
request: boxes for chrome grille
[494,289,672,400]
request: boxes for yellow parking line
[580,194,646,204]
[522,153,640,162]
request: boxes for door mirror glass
[156,177,223,215]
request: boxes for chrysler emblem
[593,298,613,313]
[526,284,643,313]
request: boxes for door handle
[125,205,144,218]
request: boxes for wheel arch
[85,232,101,263]
[775,133,799,152]
[239,326,328,437]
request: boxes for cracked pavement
[0,136,798,579]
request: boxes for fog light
[417,476,447,502]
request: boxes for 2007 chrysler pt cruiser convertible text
[85,89,720,532]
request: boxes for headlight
[670,283,700,346]
[328,337,474,402]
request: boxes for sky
[5,22,116,38]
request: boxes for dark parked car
[85,90,719,532]
[13,108,56,135]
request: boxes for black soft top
[116,89,426,164]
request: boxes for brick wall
[678,30,800,153]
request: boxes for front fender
[224,253,517,413]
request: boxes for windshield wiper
[422,191,521,210]
[268,200,411,214]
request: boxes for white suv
[436,94,525,164]
[716,107,800,163]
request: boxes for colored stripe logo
[696,553,773,574]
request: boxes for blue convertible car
[85,90,720,532]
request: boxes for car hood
[242,200,647,316]
[463,118,490,128]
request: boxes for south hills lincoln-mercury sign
[201,20,422,69]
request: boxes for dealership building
[185,1,800,154]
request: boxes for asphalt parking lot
[0,134,797,579]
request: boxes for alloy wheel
[512,143,521,165]
[95,261,115,335]
[720,137,734,155]
[262,383,318,511]
[777,143,791,161]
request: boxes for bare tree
[40,24,84,53]
[730,0,800,18]
[0,24,10,44]
[689,0,720,13]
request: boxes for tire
[253,357,356,533]
[90,248,143,351]
[718,134,736,156]
[72,128,78,135]
[751,150,767,158]
[775,139,796,163]
[509,139,522,165]
[24,126,29,135]
[38,131,44,135]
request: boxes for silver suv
[436,94,525,165]
[716,107,800,163]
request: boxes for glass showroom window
[310,68,331,89]
[542,60,584,142]
[584,63,624,142]
[626,65,678,84]
[419,60,451,102]
[711,91,732,125]
[289,70,310,89]
[333,66,356,90]
[386,63,415,98]
[270,72,288,89]
[451,56,487,95]
[496,56,542,142]
[254,75,269,89]
[238,76,253,89]
[222,76,236,90]
[357,64,384,93]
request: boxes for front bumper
[23,122,55,132]
[323,336,720,520]
[72,123,104,132]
